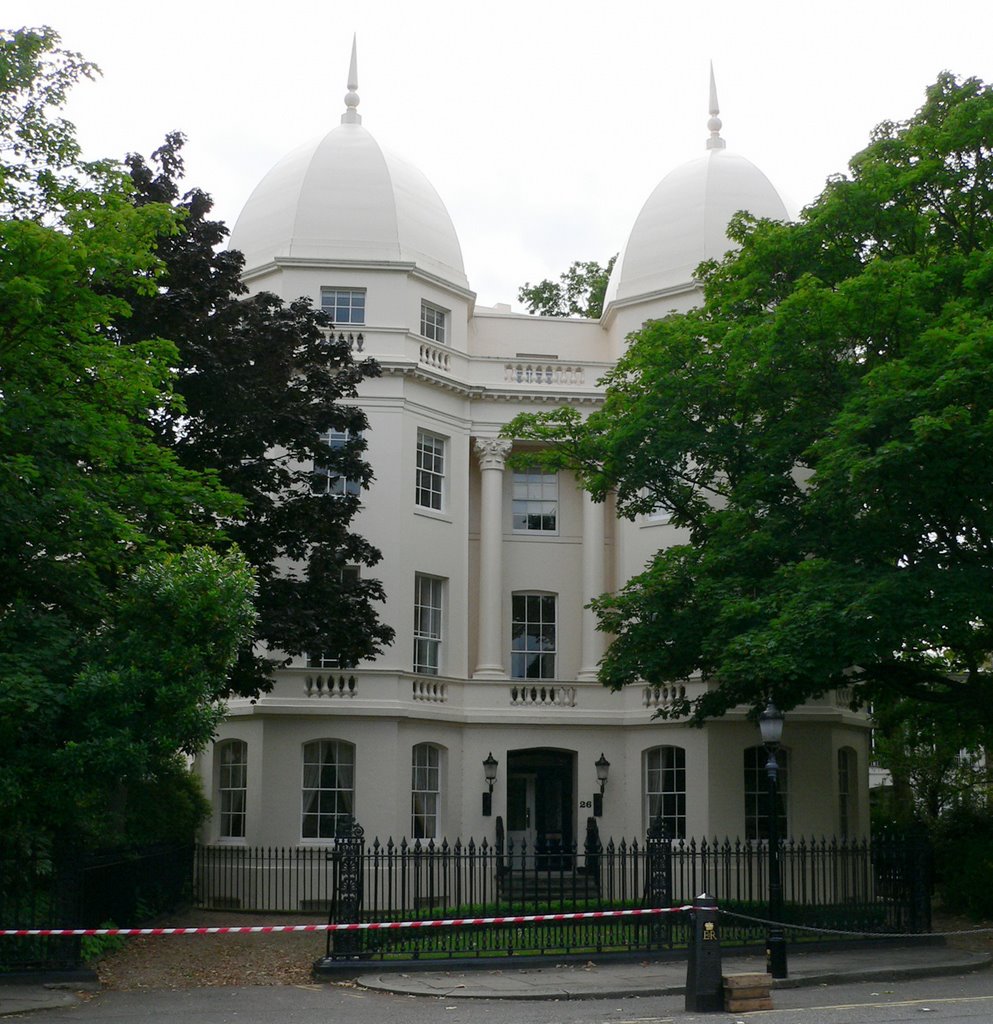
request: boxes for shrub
[933,807,993,919]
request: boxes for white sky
[7,0,993,308]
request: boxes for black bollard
[684,893,723,1013]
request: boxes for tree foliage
[508,73,993,727]
[0,25,114,218]
[1,549,256,846]
[871,699,990,827]
[111,134,394,696]
[518,256,617,318]
[0,29,257,847]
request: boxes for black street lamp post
[758,701,788,979]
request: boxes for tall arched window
[644,746,686,837]
[744,745,789,841]
[216,740,247,840]
[411,743,442,839]
[302,740,355,840]
[413,574,445,675]
[511,592,557,679]
[838,747,858,838]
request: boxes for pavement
[1,944,990,1015]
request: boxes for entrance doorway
[506,749,574,864]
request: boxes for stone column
[473,438,512,678]
[578,489,607,681]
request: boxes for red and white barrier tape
[1,904,694,938]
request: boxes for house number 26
[579,800,592,808]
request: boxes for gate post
[319,815,364,963]
[584,816,602,884]
[908,825,933,933]
[684,893,723,1012]
[646,813,672,948]
[54,839,83,970]
[495,814,505,868]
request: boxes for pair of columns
[472,438,606,681]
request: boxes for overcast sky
[7,1,993,308]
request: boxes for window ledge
[506,532,576,542]
[414,507,453,524]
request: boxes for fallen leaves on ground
[94,910,328,990]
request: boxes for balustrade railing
[412,678,448,702]
[504,362,586,385]
[642,683,687,710]
[509,683,577,707]
[304,673,357,698]
[323,329,364,352]
[418,341,451,372]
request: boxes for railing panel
[192,830,931,961]
[1,842,191,973]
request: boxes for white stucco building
[196,47,871,852]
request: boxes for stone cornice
[241,257,476,302]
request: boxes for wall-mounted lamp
[593,753,610,817]
[482,751,498,816]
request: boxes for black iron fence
[195,820,932,961]
[0,842,193,973]
[668,831,932,943]
[2,828,932,971]
[194,844,336,913]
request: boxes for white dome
[230,121,468,289]
[604,146,789,307]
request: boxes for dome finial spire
[706,61,725,150]
[342,34,361,125]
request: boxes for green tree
[111,134,394,696]
[1,548,255,846]
[518,256,617,317]
[0,28,256,847]
[0,25,99,216]
[508,73,993,727]
[870,698,990,828]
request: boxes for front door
[507,772,537,851]
[505,749,574,866]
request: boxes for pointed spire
[342,34,361,125]
[706,61,725,150]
